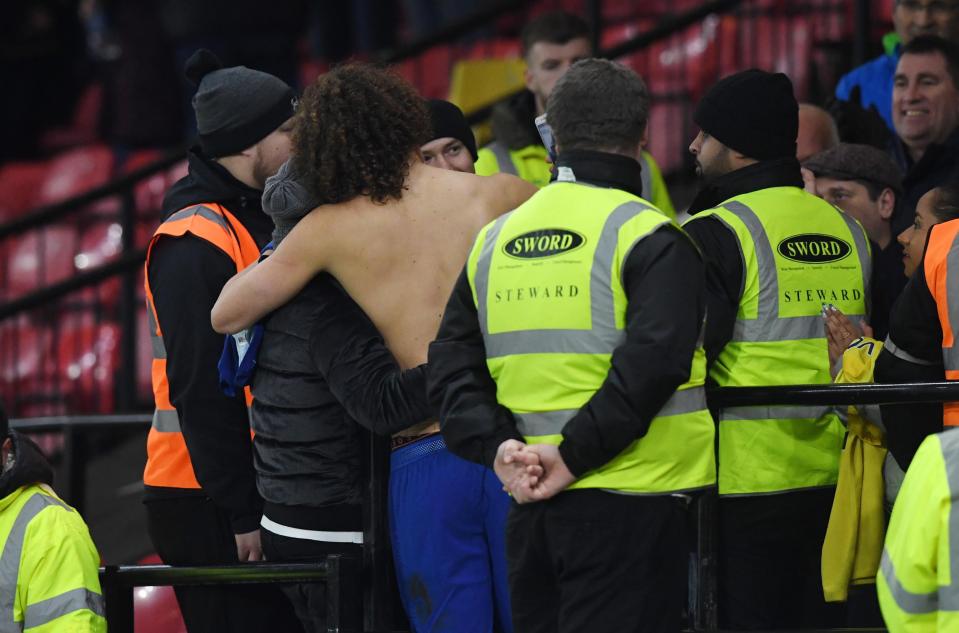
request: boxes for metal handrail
[98,556,362,633]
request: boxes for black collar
[687,157,804,214]
[552,149,645,199]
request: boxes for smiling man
[836,0,959,130]
[890,35,959,235]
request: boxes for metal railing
[98,557,361,633]
[12,381,955,631]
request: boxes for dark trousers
[506,489,686,633]
[144,496,303,633]
[717,488,847,630]
[260,528,363,633]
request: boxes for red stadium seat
[37,145,118,214]
[6,226,79,297]
[57,319,120,413]
[134,554,187,633]
[0,162,50,222]
[0,317,52,396]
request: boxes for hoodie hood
[161,147,275,242]
[490,91,542,151]
[0,431,54,503]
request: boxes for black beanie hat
[694,69,798,161]
[185,49,297,158]
[427,100,478,161]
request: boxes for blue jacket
[835,33,901,131]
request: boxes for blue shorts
[389,434,513,633]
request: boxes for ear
[641,123,649,148]
[1,437,12,462]
[878,188,896,220]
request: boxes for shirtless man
[212,63,536,632]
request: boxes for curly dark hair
[292,63,431,205]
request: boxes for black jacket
[875,258,944,470]
[890,128,959,236]
[252,273,432,519]
[683,158,805,365]
[429,150,706,477]
[145,148,274,534]
[489,91,541,151]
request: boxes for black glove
[827,86,892,149]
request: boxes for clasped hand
[493,440,575,504]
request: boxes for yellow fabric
[822,337,888,602]
[0,484,106,632]
[878,430,959,632]
[641,150,676,220]
[467,181,715,494]
[475,143,553,188]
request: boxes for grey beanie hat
[185,49,297,158]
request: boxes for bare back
[314,164,525,368]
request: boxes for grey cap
[262,158,319,245]
[803,143,903,194]
[185,49,296,157]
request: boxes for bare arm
[212,209,329,333]
[480,173,538,221]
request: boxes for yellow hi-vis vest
[688,187,872,495]
[466,181,716,494]
[0,483,106,632]
[878,428,959,632]
[475,143,677,220]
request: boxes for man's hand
[494,439,543,503]
[235,529,264,562]
[522,444,576,502]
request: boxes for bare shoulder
[470,173,538,222]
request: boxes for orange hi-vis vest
[143,203,260,489]
[924,218,959,428]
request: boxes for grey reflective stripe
[659,385,708,417]
[0,493,74,632]
[880,551,939,614]
[474,215,510,340]
[152,408,181,433]
[165,204,229,229]
[515,386,708,436]
[639,154,652,202]
[23,588,104,628]
[488,142,518,176]
[515,409,575,436]
[881,429,959,613]
[147,307,166,360]
[943,234,959,370]
[837,211,873,317]
[721,200,866,343]
[477,201,659,358]
[721,405,832,421]
[722,201,781,342]
[884,336,937,367]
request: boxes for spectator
[889,35,959,235]
[211,63,537,633]
[432,58,715,633]
[836,0,959,131]
[683,70,871,630]
[420,100,478,173]
[474,11,675,216]
[142,49,301,633]
[797,103,840,161]
[0,402,106,632]
[250,98,493,633]
[875,182,959,470]
[805,143,906,339]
